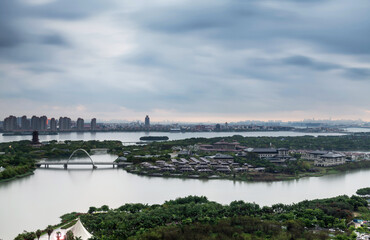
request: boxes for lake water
[0,131,347,143]
[344,127,370,133]
[0,153,369,239]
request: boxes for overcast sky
[1,0,370,122]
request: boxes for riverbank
[127,169,298,182]
[124,160,370,183]
[0,169,34,183]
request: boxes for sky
[1,0,370,123]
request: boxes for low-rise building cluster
[139,154,264,175]
[302,150,346,167]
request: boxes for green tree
[356,187,370,196]
[36,229,42,240]
[22,231,37,240]
[66,230,74,240]
[101,205,109,211]
[88,206,97,214]
[46,225,53,240]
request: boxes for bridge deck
[37,161,120,165]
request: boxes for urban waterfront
[0,130,348,143]
[0,153,369,239]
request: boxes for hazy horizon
[2,114,369,125]
[1,0,370,121]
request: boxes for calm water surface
[0,153,369,239]
[0,131,347,143]
[345,127,370,133]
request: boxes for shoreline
[3,159,369,184]
[124,164,369,183]
[0,170,34,183]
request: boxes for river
[0,153,369,239]
[0,131,347,143]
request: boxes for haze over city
[1,0,370,122]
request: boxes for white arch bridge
[36,148,126,169]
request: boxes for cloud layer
[1,0,370,122]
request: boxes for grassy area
[61,219,78,229]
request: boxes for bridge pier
[64,164,68,169]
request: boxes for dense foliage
[0,141,35,180]
[356,187,370,196]
[53,195,369,240]
[128,216,328,240]
[146,133,370,151]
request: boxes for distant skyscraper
[59,117,71,131]
[40,116,47,131]
[17,117,22,128]
[3,115,17,131]
[21,115,30,130]
[31,116,40,130]
[145,115,150,128]
[58,117,64,130]
[50,118,57,131]
[91,118,97,131]
[77,118,84,131]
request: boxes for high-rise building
[91,118,97,131]
[50,118,57,131]
[59,117,71,131]
[31,116,41,131]
[21,115,30,130]
[17,117,22,128]
[145,115,150,128]
[40,116,47,131]
[77,118,84,131]
[58,117,63,130]
[3,115,17,131]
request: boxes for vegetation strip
[16,192,370,240]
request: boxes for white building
[304,150,328,161]
[314,152,346,167]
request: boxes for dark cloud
[0,0,115,20]
[125,0,370,55]
[0,0,370,120]
[23,65,64,74]
[281,55,370,80]
[345,68,370,80]
[41,34,69,46]
[0,25,22,48]
[282,56,340,71]
[0,0,112,60]
[28,0,115,20]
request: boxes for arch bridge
[36,148,126,169]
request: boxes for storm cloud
[1,0,370,122]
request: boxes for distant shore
[0,128,351,134]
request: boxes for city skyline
[1,1,370,121]
[2,114,369,127]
